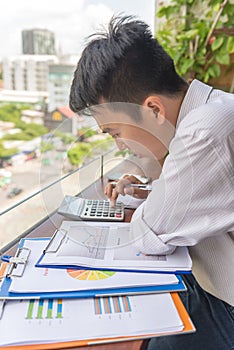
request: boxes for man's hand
[105,174,149,206]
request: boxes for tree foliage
[67,142,92,166]
[40,141,54,153]
[0,103,31,123]
[156,0,234,84]
[2,123,48,141]
[53,130,77,144]
[0,142,18,158]
[78,127,97,140]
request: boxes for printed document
[9,239,179,294]
[37,221,192,272]
[0,293,184,346]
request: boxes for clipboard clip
[43,229,68,254]
[1,256,27,264]
[1,247,30,278]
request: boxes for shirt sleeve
[130,130,234,255]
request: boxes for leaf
[207,64,220,78]
[213,3,220,12]
[215,53,230,65]
[211,37,224,51]
[226,37,234,54]
[183,29,199,39]
[156,5,178,19]
[204,71,210,83]
[180,59,195,75]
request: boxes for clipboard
[35,221,192,274]
[0,292,195,349]
[0,238,187,300]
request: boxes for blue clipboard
[36,257,192,275]
[0,238,187,300]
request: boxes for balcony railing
[0,148,124,253]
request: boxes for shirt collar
[176,79,213,128]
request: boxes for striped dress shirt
[131,79,234,306]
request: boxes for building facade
[48,64,75,112]
[2,55,59,92]
[22,29,55,55]
[44,106,77,134]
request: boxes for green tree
[156,0,234,85]
[0,103,32,123]
[2,123,48,141]
[40,141,55,153]
[53,130,77,144]
[89,136,113,151]
[67,142,92,166]
[0,142,18,158]
[78,127,97,140]
[21,123,48,137]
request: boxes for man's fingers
[122,175,142,184]
[104,175,149,205]
[105,183,115,198]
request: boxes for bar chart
[93,296,132,315]
[25,299,63,320]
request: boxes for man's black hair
[69,15,188,114]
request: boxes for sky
[0,0,155,59]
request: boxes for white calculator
[58,195,124,221]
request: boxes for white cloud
[56,3,114,54]
[0,0,155,59]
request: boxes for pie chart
[67,269,115,280]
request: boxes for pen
[110,182,152,191]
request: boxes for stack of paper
[0,220,195,348]
[0,239,185,299]
[0,293,194,348]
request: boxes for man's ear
[143,96,166,125]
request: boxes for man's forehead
[89,103,140,124]
[93,109,129,124]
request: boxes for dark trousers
[146,274,234,350]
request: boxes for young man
[69,16,234,350]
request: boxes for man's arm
[130,131,234,255]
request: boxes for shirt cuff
[130,207,175,255]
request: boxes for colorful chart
[26,299,63,320]
[93,296,132,315]
[67,269,115,280]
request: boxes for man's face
[102,122,167,159]
[91,103,173,160]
